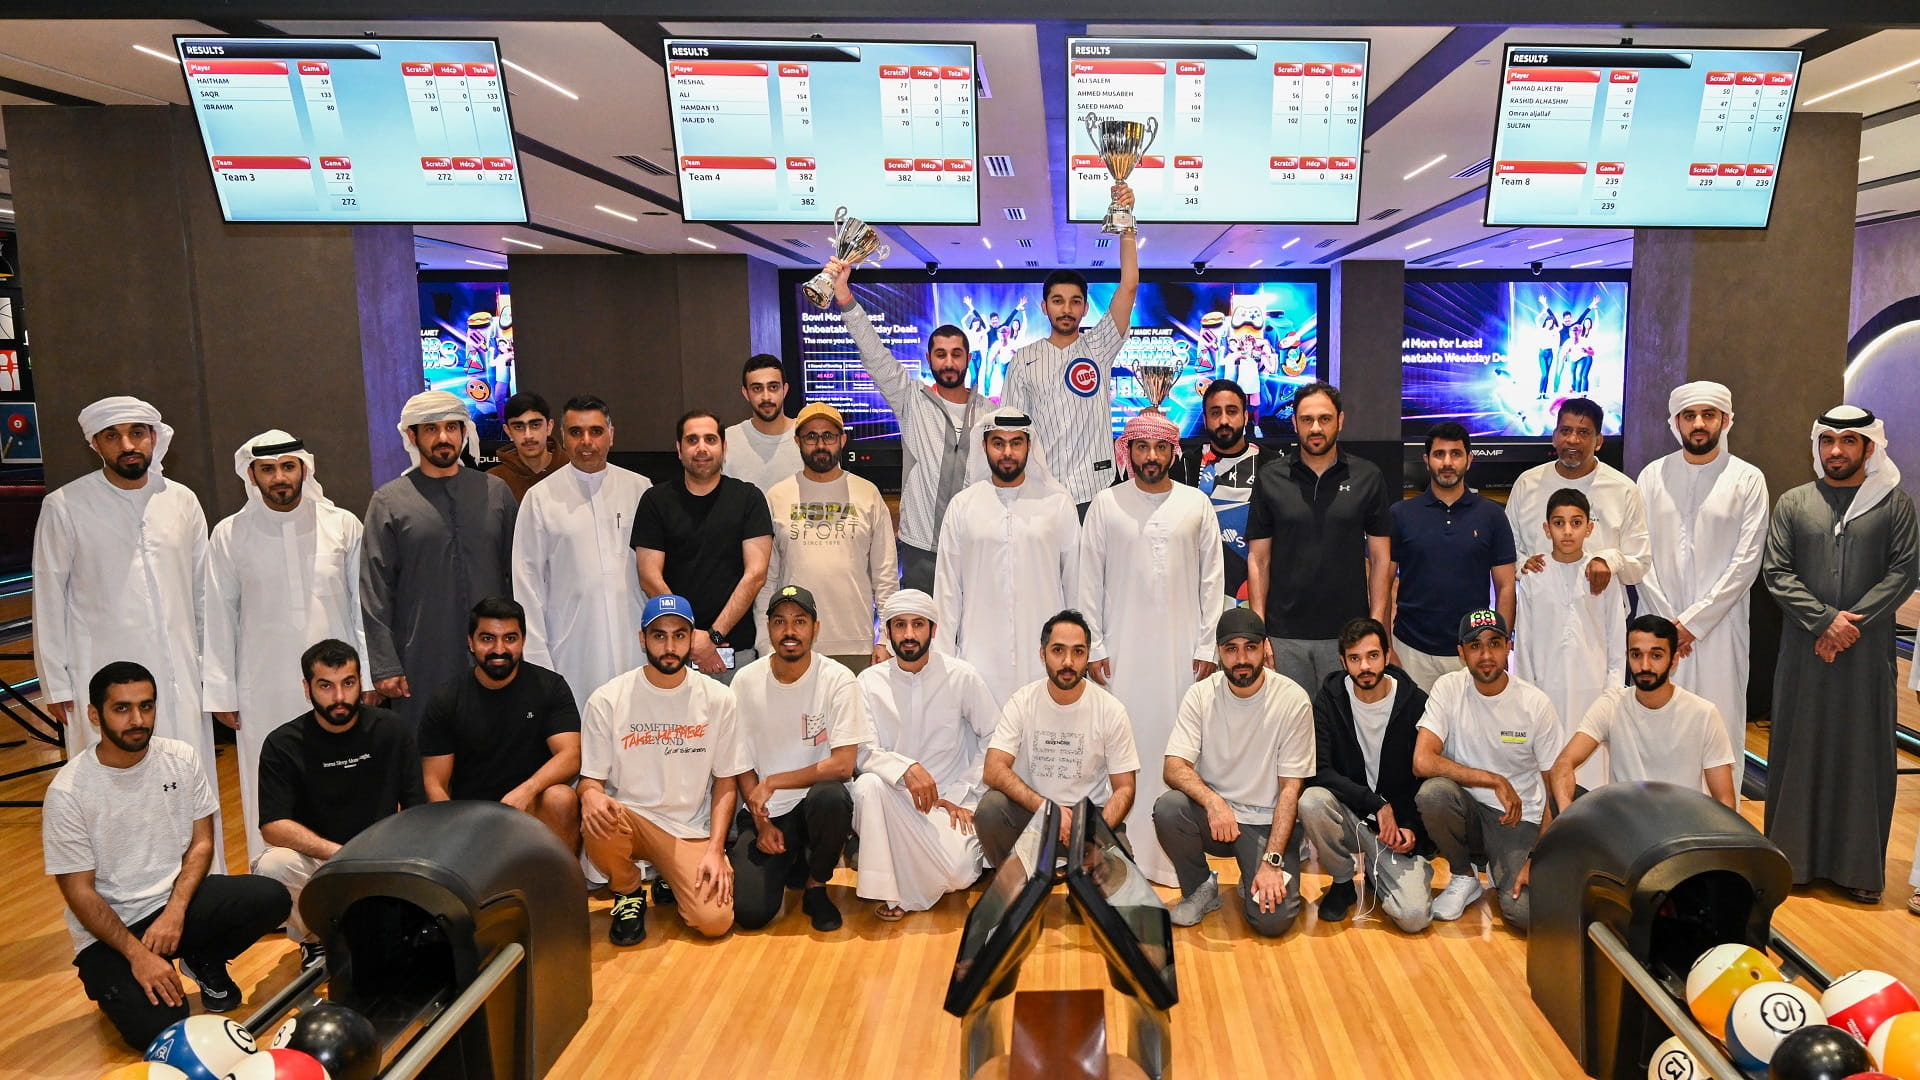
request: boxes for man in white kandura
[204,430,366,862]
[1635,381,1768,797]
[33,396,222,859]
[1080,411,1224,886]
[1507,396,1650,603]
[512,395,653,712]
[851,590,1000,920]
[933,408,1081,705]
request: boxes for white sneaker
[1431,872,1484,921]
[1169,872,1222,927]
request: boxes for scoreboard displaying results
[174,37,528,224]
[1487,45,1801,228]
[1066,37,1369,225]
[664,39,980,225]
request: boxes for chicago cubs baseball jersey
[1002,312,1129,504]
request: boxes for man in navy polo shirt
[1389,422,1517,691]
[1246,382,1395,695]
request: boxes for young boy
[1514,488,1625,789]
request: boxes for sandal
[1908,890,1920,916]
[875,903,907,922]
[1845,888,1882,906]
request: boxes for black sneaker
[178,956,240,1012]
[609,892,649,946]
[652,878,677,907]
[298,941,326,970]
[801,886,842,932]
[1318,880,1358,923]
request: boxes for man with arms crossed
[730,586,873,932]
[420,598,581,847]
[1002,184,1140,517]
[1546,615,1737,810]
[254,640,426,969]
[1413,610,1560,932]
[1302,617,1435,933]
[580,595,749,945]
[43,662,290,1049]
[829,260,993,592]
[852,590,1001,920]
[632,411,774,682]
[976,610,1140,865]
[1153,608,1313,937]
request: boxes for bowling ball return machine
[241,801,590,1080]
[1528,782,1835,1080]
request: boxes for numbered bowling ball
[101,1065,189,1080]
[1728,982,1828,1072]
[223,1048,330,1080]
[1688,943,1786,1034]
[1768,1024,1875,1080]
[1868,1011,1920,1079]
[1648,1035,1706,1079]
[278,1003,380,1080]
[145,1016,257,1080]
[1824,972,1920,1045]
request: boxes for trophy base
[801,271,837,310]
[1101,207,1138,235]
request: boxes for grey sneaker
[1169,872,1222,927]
[1431,873,1484,921]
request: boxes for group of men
[32,188,1920,1049]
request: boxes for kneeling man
[852,590,1001,919]
[255,640,427,969]
[1153,608,1313,937]
[580,595,748,945]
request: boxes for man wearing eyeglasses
[761,403,897,673]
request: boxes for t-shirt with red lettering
[580,666,752,839]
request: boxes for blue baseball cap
[643,594,695,629]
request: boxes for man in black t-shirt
[255,638,426,966]
[631,409,775,685]
[420,598,582,848]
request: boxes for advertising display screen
[419,279,514,444]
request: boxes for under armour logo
[1338,483,1351,492]
[525,712,535,719]
[162,782,178,792]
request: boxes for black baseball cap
[767,584,817,619]
[1216,607,1268,644]
[1457,609,1510,644]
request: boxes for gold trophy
[1082,112,1158,233]
[1134,355,1184,417]
[803,207,890,309]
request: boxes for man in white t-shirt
[1547,615,1737,809]
[42,662,291,1050]
[1152,608,1313,936]
[729,585,874,932]
[580,595,750,946]
[722,354,804,492]
[1413,610,1560,933]
[761,402,896,671]
[977,609,1141,865]
[852,590,1001,919]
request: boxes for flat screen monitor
[174,36,529,224]
[1486,44,1801,228]
[1066,37,1368,225]
[664,38,979,225]
[1065,799,1177,1012]
[788,272,1323,442]
[1401,274,1628,439]
[943,800,1059,1018]
[418,278,514,445]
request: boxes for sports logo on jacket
[1064,359,1100,398]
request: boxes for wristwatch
[1261,850,1285,869]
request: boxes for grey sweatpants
[1268,637,1342,697]
[1296,786,1434,933]
[1415,777,1538,933]
[1151,790,1302,937]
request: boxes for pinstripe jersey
[1002,313,1129,504]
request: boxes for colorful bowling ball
[1768,1024,1875,1079]
[1868,1012,1920,1079]
[278,1003,380,1080]
[145,1016,257,1080]
[1728,982,1828,1072]
[1688,943,1786,1034]
[223,1048,331,1080]
[1648,1035,1707,1079]
[1826,973,1920,1046]
[101,1065,189,1080]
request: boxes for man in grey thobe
[362,391,518,722]
[1762,405,1918,903]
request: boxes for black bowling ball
[281,1002,381,1080]
[1767,1024,1874,1080]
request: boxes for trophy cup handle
[1141,116,1160,154]
[869,244,892,266]
[1081,111,1102,148]
[832,205,851,231]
